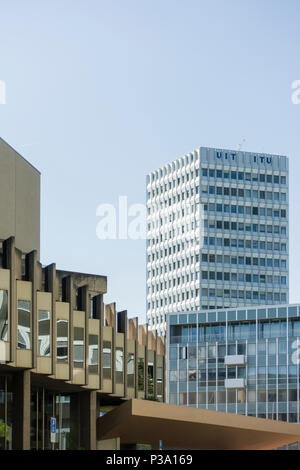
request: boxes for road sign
[50,417,56,444]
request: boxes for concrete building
[0,138,165,450]
[146,147,289,335]
[167,305,300,424]
[1,137,298,451]
[0,138,40,258]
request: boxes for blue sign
[51,417,56,434]
[50,417,56,444]
[216,151,272,164]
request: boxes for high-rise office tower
[146,147,289,335]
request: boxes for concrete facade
[146,147,289,335]
[0,138,40,257]
[0,140,165,450]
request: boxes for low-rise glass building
[167,305,300,422]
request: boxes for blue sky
[0,0,300,320]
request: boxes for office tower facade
[168,305,300,423]
[146,147,289,335]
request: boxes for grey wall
[0,138,40,257]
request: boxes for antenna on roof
[237,138,246,151]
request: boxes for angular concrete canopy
[97,399,300,450]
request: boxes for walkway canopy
[97,399,300,450]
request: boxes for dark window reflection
[103,341,111,379]
[17,300,31,349]
[116,348,123,384]
[88,335,98,374]
[0,290,8,342]
[127,353,134,388]
[38,310,51,356]
[57,320,68,362]
[73,327,84,368]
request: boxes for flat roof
[148,146,288,177]
[97,399,300,450]
[56,269,107,280]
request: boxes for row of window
[170,391,299,408]
[149,290,200,307]
[148,206,197,226]
[16,300,99,372]
[149,270,287,295]
[170,338,292,357]
[201,288,286,301]
[202,271,287,286]
[148,240,287,267]
[202,272,287,283]
[203,203,287,218]
[148,169,199,195]
[149,289,288,309]
[199,302,286,310]
[148,254,287,280]
[201,168,287,184]
[149,156,197,183]
[170,367,300,386]
[171,319,299,344]
[202,185,287,201]
[205,219,286,234]
[203,237,287,252]
[0,294,162,392]
[148,236,198,248]
[149,276,198,291]
[201,253,287,268]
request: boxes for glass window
[88,334,98,374]
[73,327,84,368]
[278,389,287,402]
[0,290,8,341]
[57,319,68,362]
[127,353,135,388]
[103,341,112,379]
[18,300,31,349]
[38,309,50,356]
[0,375,13,450]
[147,362,154,396]
[227,390,236,403]
[268,341,276,355]
[198,391,206,405]
[116,348,124,384]
[258,390,266,402]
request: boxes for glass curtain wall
[30,388,79,450]
[0,375,13,450]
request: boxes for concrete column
[62,276,74,382]
[78,285,89,385]
[3,237,16,364]
[117,310,127,398]
[105,303,116,395]
[93,295,104,390]
[12,370,31,450]
[79,391,97,450]
[45,263,57,376]
[25,250,38,369]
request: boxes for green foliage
[138,359,145,391]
